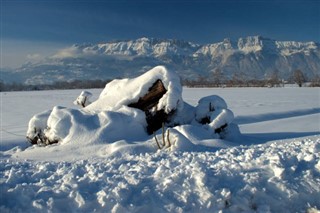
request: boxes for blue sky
[1,0,319,68]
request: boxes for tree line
[1,69,320,92]
[0,79,109,92]
[183,69,320,88]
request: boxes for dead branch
[161,123,166,147]
[153,123,175,150]
[209,102,214,111]
[166,129,171,147]
[153,131,162,149]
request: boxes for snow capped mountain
[1,36,319,85]
[53,38,200,58]
[196,36,319,56]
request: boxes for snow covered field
[1,87,320,212]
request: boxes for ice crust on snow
[26,66,238,150]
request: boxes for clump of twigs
[26,127,58,146]
[153,123,173,149]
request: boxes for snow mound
[73,90,93,107]
[26,66,239,155]
[88,65,183,113]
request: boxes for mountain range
[2,36,320,85]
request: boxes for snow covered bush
[73,90,92,107]
[26,110,52,145]
[195,95,234,134]
[26,66,239,152]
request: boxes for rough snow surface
[1,87,320,212]
[1,137,319,212]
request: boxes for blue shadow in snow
[234,131,320,145]
[234,108,320,125]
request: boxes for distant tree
[227,74,237,87]
[197,75,208,86]
[292,69,306,87]
[0,80,4,91]
[247,79,266,87]
[267,69,281,87]
[310,74,320,87]
[212,68,225,87]
[227,72,247,87]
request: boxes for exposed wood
[153,131,162,149]
[26,129,59,145]
[145,109,171,134]
[199,116,228,134]
[153,123,173,150]
[26,135,41,145]
[214,123,228,134]
[128,79,167,111]
[128,79,172,134]
[26,128,45,145]
[200,117,211,125]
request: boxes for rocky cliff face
[2,36,319,84]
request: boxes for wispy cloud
[1,39,67,68]
[52,46,80,59]
[26,53,42,60]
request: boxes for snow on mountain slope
[276,41,319,56]
[195,36,319,57]
[53,38,200,58]
[55,36,318,58]
[1,36,319,85]
[194,38,236,57]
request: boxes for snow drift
[2,86,320,213]
[26,66,239,152]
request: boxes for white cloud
[26,53,42,60]
[52,46,81,59]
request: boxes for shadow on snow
[234,108,320,125]
[236,131,320,145]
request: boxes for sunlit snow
[1,72,319,212]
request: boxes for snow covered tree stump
[128,79,173,134]
[195,95,234,138]
[26,66,239,148]
[73,91,92,107]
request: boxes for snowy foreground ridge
[1,66,320,212]
[26,66,238,151]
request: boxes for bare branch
[153,131,162,149]
[161,123,166,147]
[166,129,171,147]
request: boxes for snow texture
[1,78,319,212]
[1,138,319,213]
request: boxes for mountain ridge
[2,36,320,85]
